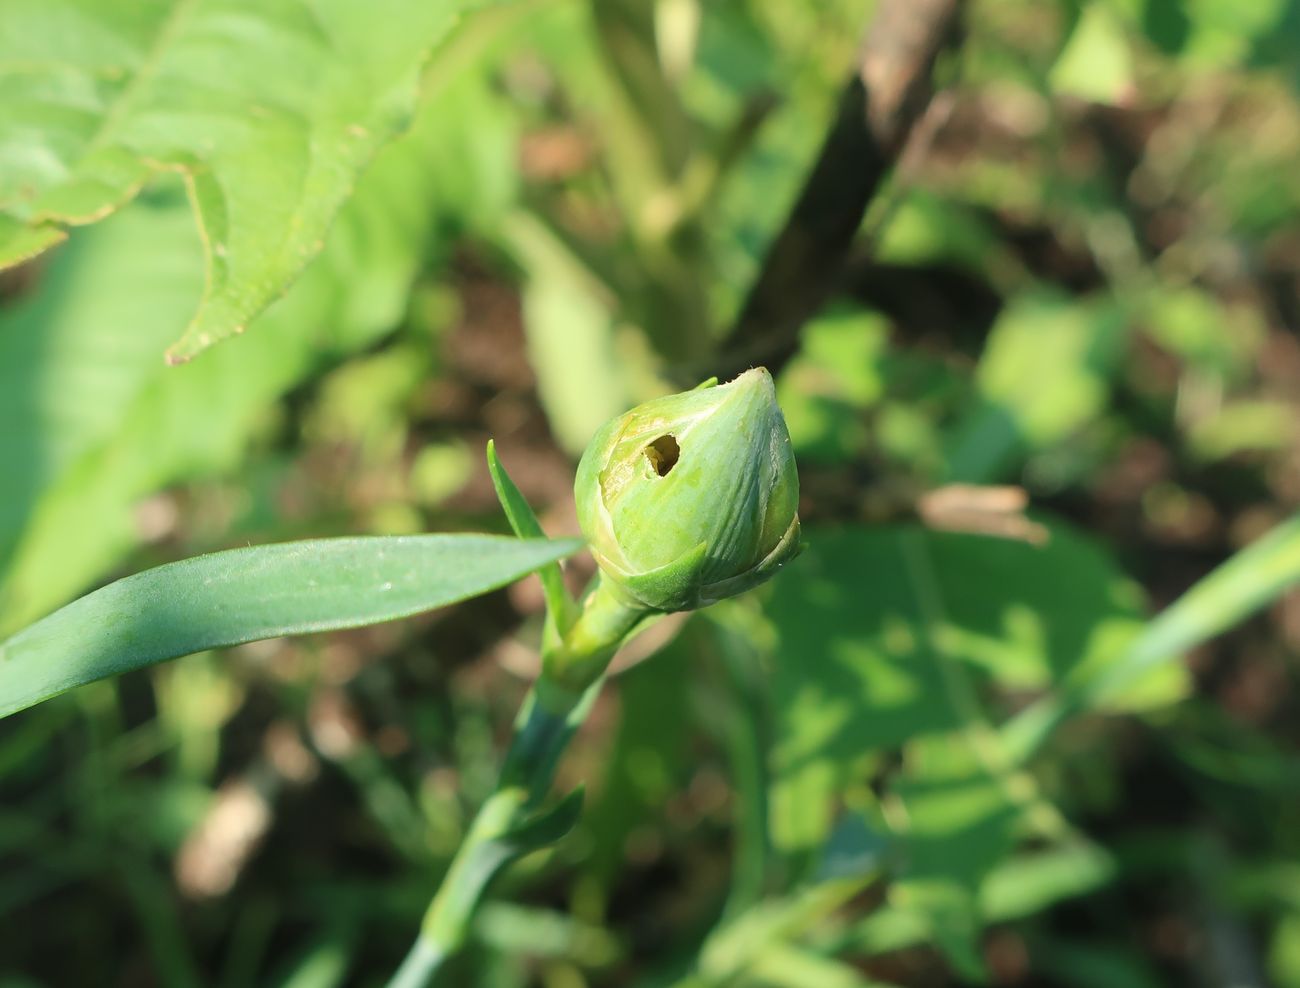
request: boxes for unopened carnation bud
[575,368,801,612]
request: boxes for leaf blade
[0,534,581,719]
[486,440,575,632]
[0,0,488,358]
[1003,513,1300,760]
[1086,513,1300,701]
[0,61,515,632]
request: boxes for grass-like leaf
[487,440,575,632]
[1004,513,1300,759]
[1082,512,1300,701]
[0,534,582,719]
[0,0,489,360]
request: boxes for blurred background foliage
[2,0,1300,985]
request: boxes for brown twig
[710,0,965,380]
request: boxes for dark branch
[710,0,965,380]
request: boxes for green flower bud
[575,368,801,612]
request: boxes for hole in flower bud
[644,434,680,477]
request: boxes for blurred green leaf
[1084,513,1300,703]
[581,630,692,884]
[762,515,1182,966]
[1177,0,1290,69]
[874,189,1003,272]
[410,441,475,509]
[1033,937,1166,988]
[1144,288,1265,381]
[306,345,433,461]
[1271,912,1300,988]
[271,937,353,988]
[510,213,632,457]
[1136,0,1192,55]
[1006,514,1300,758]
[888,777,1017,978]
[746,944,897,988]
[776,310,888,464]
[767,520,1173,853]
[698,878,868,984]
[0,534,581,719]
[0,0,493,359]
[1188,400,1298,461]
[1050,3,1135,104]
[474,903,622,968]
[0,65,505,632]
[944,294,1128,483]
[0,191,202,596]
[978,843,1117,921]
[848,843,1116,963]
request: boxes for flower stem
[386,579,649,987]
[543,576,649,692]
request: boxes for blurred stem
[386,579,650,987]
[704,615,772,918]
[658,92,778,239]
[712,0,965,381]
[419,0,558,95]
[692,877,873,987]
[388,686,585,988]
[590,0,690,181]
[586,0,712,361]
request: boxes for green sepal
[700,514,803,605]
[600,541,710,612]
[506,785,586,847]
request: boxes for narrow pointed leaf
[487,440,575,631]
[0,534,582,719]
[1085,513,1300,701]
[1004,513,1300,758]
[421,787,586,951]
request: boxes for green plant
[0,368,802,986]
[7,0,1300,985]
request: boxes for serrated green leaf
[0,216,66,266]
[0,0,490,359]
[0,64,515,633]
[0,534,581,719]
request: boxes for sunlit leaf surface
[0,534,581,719]
[0,0,486,359]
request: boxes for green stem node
[541,575,650,693]
[388,575,648,987]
